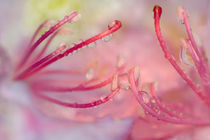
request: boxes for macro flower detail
[1,2,210,139]
[143,5,210,125]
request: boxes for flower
[1,0,210,140]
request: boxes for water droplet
[102,34,112,42]
[76,39,83,44]
[70,43,76,48]
[111,74,119,90]
[108,21,116,28]
[120,85,130,90]
[116,55,125,68]
[134,66,140,81]
[178,19,185,24]
[71,13,81,23]
[100,97,106,102]
[150,99,156,103]
[83,45,87,49]
[179,45,193,66]
[86,68,94,81]
[141,91,151,104]
[176,6,185,23]
[88,41,96,48]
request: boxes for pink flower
[0,1,210,140]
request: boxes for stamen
[33,30,60,61]
[34,87,120,108]
[128,68,210,125]
[153,5,210,106]
[86,68,94,81]
[15,20,122,80]
[111,74,119,91]
[153,5,162,19]
[17,11,79,69]
[14,43,67,80]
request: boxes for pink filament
[34,87,120,108]
[14,20,121,80]
[153,5,210,106]
[17,12,79,69]
[128,68,210,125]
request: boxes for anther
[153,5,162,19]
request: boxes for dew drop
[134,66,140,81]
[116,55,125,68]
[120,85,130,90]
[176,6,185,22]
[71,13,81,23]
[111,74,119,91]
[100,97,106,102]
[179,45,193,66]
[76,39,83,44]
[86,68,94,81]
[70,43,76,48]
[150,99,156,104]
[88,41,97,48]
[141,91,151,104]
[102,34,112,42]
[83,45,87,49]
[108,21,116,28]
[178,19,185,24]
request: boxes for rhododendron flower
[0,0,210,140]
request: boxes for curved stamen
[15,20,122,80]
[153,5,210,106]
[17,11,79,69]
[129,68,210,125]
[34,87,120,108]
[33,30,60,62]
[33,75,113,92]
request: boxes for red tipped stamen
[180,8,210,94]
[17,11,79,69]
[15,20,122,80]
[128,68,210,125]
[33,75,113,92]
[153,5,210,106]
[34,86,120,108]
[153,5,162,19]
[33,30,60,61]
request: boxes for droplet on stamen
[108,21,116,28]
[134,66,140,81]
[86,68,94,81]
[111,74,119,91]
[70,43,76,48]
[58,26,71,35]
[120,85,130,90]
[179,39,194,66]
[54,43,67,55]
[102,34,112,42]
[71,13,81,23]
[76,39,83,44]
[116,55,125,68]
[141,91,151,104]
[88,41,97,48]
[44,20,57,29]
[176,6,185,24]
